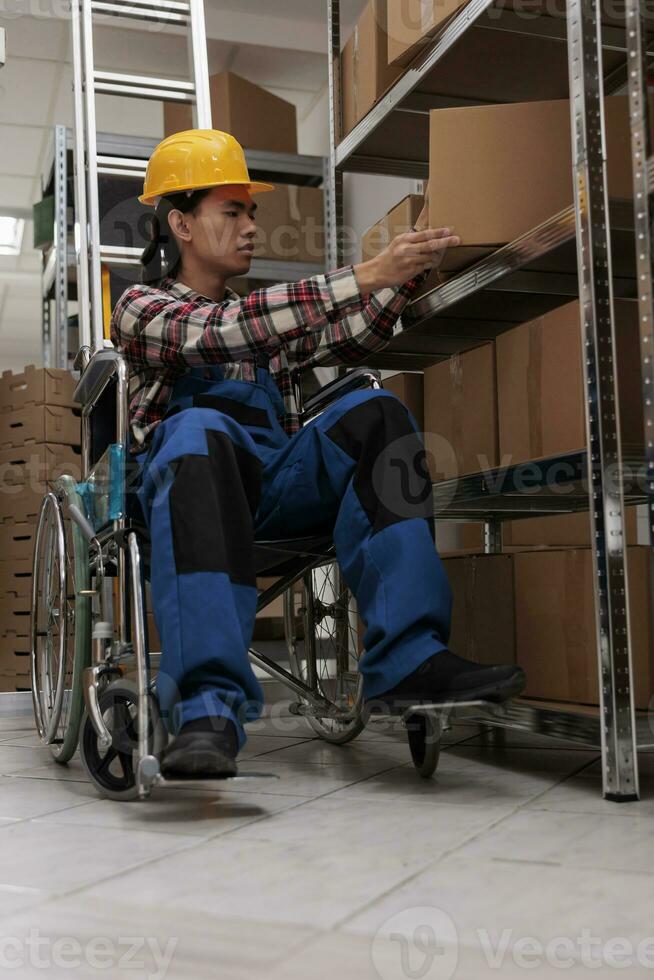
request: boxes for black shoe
[159,717,239,780]
[368,650,526,711]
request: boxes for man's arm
[110,267,366,369]
[283,219,455,369]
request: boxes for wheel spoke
[96,746,119,775]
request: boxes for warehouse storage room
[0,0,653,977]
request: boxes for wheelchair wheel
[79,678,167,801]
[284,563,365,744]
[30,476,92,763]
[406,712,441,778]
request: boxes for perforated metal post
[54,124,68,368]
[567,0,639,800]
[626,0,654,556]
[326,0,344,270]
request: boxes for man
[111,129,525,779]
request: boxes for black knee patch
[325,395,433,536]
[169,430,262,584]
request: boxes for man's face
[182,185,258,278]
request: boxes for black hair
[140,188,212,284]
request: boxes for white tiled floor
[0,707,653,979]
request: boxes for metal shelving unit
[325,0,653,799]
[39,128,328,369]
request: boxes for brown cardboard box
[0,365,77,413]
[253,577,303,642]
[164,71,297,154]
[0,558,32,597]
[382,372,424,431]
[0,674,31,693]
[0,404,80,450]
[0,485,45,523]
[254,185,324,264]
[424,343,498,478]
[0,520,38,563]
[0,642,30,676]
[0,443,82,522]
[514,546,653,709]
[0,443,82,488]
[429,97,654,255]
[342,0,402,136]
[497,299,644,466]
[387,0,468,66]
[0,594,30,636]
[388,0,595,68]
[362,193,491,274]
[443,553,516,664]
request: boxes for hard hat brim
[138,179,275,207]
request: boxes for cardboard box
[387,0,587,67]
[0,365,77,413]
[497,299,644,466]
[0,520,38,563]
[254,185,324,264]
[387,0,468,66]
[362,192,491,277]
[0,594,30,636]
[342,0,402,136]
[0,404,81,450]
[382,372,424,431]
[424,343,498,478]
[0,674,31,693]
[0,558,32,598]
[514,546,653,709]
[0,443,81,523]
[429,97,654,254]
[0,443,82,488]
[164,71,298,154]
[0,641,30,676]
[443,553,516,664]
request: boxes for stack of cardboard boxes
[163,71,325,272]
[0,367,82,692]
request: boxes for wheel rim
[31,493,68,743]
[81,683,165,797]
[286,562,364,741]
[82,689,138,794]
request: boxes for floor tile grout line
[320,755,612,935]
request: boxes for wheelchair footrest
[152,772,280,787]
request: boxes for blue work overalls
[135,358,453,746]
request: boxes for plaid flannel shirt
[110,264,430,451]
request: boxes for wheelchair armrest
[299,367,383,425]
[74,349,125,409]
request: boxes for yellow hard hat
[139,129,275,206]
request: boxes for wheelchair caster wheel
[406,712,441,778]
[80,678,167,801]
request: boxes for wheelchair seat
[254,533,334,576]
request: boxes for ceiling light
[0,216,24,255]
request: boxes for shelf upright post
[71,0,92,354]
[54,124,68,369]
[41,296,51,370]
[326,0,344,270]
[625,0,654,581]
[567,0,639,800]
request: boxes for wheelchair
[29,346,477,800]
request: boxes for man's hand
[354,227,460,293]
